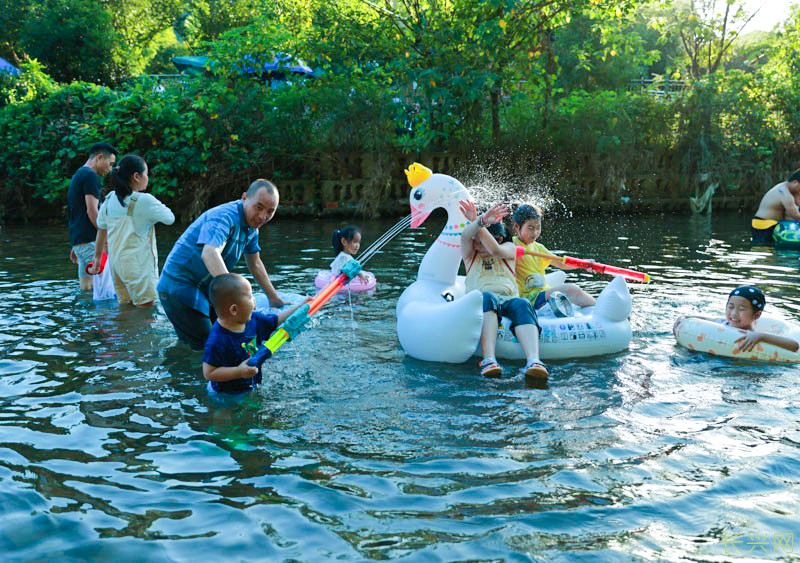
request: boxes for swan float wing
[398,288,483,363]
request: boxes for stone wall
[274,151,761,217]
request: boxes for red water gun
[517,247,650,283]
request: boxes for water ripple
[0,214,798,559]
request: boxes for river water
[1,211,798,560]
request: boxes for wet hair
[209,273,249,315]
[246,179,278,198]
[109,154,146,206]
[787,169,800,183]
[487,222,509,243]
[512,204,543,226]
[332,225,361,253]
[728,285,766,312]
[88,142,118,159]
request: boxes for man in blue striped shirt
[157,179,286,349]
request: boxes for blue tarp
[172,54,314,77]
[242,54,313,76]
[0,57,20,76]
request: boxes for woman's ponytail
[109,154,146,207]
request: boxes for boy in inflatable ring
[673,286,799,353]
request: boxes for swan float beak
[410,207,431,228]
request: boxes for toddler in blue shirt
[203,273,307,394]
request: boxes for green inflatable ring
[773,220,800,249]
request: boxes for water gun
[248,257,363,367]
[85,252,108,275]
[517,247,650,283]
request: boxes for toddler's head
[209,273,255,324]
[725,285,765,330]
[512,204,543,245]
[332,225,362,256]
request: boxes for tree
[180,0,275,45]
[110,0,186,76]
[18,0,120,83]
[358,0,645,142]
[7,0,184,84]
[657,0,762,78]
[0,0,34,64]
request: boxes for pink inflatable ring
[314,270,377,293]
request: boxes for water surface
[1,212,798,560]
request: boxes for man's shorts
[751,218,777,246]
[72,242,96,280]
[159,291,214,350]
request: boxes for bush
[0,65,403,220]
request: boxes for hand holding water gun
[246,210,413,368]
[516,247,651,283]
[247,259,364,368]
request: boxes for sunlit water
[1,212,798,560]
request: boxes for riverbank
[0,152,773,225]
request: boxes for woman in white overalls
[91,155,175,306]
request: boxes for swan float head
[401,163,471,284]
[405,162,469,229]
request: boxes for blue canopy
[0,57,20,76]
[242,54,314,76]
[173,54,314,77]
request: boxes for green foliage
[0,65,403,219]
[18,0,119,83]
[0,0,30,63]
[180,0,274,45]
[0,60,57,105]
[554,13,662,91]
[111,0,186,78]
[3,0,183,85]
[143,32,193,75]
[653,0,758,78]
[3,0,800,220]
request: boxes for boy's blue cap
[729,286,765,311]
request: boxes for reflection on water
[1,212,799,560]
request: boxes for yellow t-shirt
[513,237,552,301]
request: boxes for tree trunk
[542,34,556,130]
[490,78,502,143]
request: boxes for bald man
[157,179,286,349]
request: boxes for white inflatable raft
[396,165,633,363]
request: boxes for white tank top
[464,251,518,296]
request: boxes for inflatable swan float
[395,163,633,363]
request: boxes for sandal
[524,360,549,380]
[479,358,503,378]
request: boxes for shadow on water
[0,212,798,560]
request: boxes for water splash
[453,151,573,219]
